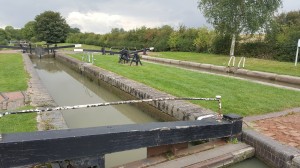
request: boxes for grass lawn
[0,53,37,133]
[69,53,300,117]
[149,52,300,77]
[0,106,37,133]
[0,53,28,92]
[56,43,300,77]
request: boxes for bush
[237,42,274,59]
[194,27,215,53]
[212,34,231,55]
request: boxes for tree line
[66,8,300,62]
[1,9,299,62]
[0,11,79,45]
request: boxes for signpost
[296,39,300,66]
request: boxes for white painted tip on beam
[149,47,154,51]
[74,49,83,52]
[75,44,82,48]
[216,95,221,99]
[197,114,214,121]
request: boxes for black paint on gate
[0,114,242,168]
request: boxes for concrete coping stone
[178,60,190,65]
[199,63,212,69]
[142,55,300,86]
[211,65,226,71]
[276,75,300,85]
[235,68,249,75]
[246,71,277,80]
[188,62,201,67]
[169,59,180,64]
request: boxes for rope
[0,96,221,118]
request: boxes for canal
[31,57,270,168]
[32,58,157,167]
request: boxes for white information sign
[295,39,300,66]
[75,44,82,48]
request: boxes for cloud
[66,11,179,34]
[280,0,300,12]
[0,0,298,33]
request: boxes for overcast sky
[0,0,299,34]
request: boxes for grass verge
[149,52,300,77]
[0,106,37,133]
[69,53,300,116]
[0,53,37,133]
[0,53,28,92]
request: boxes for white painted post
[228,56,236,67]
[92,53,94,64]
[74,49,83,52]
[295,39,300,66]
[238,57,246,68]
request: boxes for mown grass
[149,52,300,77]
[0,53,37,133]
[56,43,300,77]
[0,106,37,133]
[69,53,300,116]
[0,53,28,92]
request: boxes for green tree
[35,11,70,43]
[198,0,282,56]
[4,26,22,41]
[69,27,81,34]
[177,27,198,52]
[266,10,300,61]
[0,28,8,45]
[168,31,179,51]
[21,21,36,41]
[194,27,215,53]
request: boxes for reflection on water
[32,58,157,167]
[229,158,270,168]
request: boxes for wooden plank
[48,45,75,50]
[0,45,24,49]
[82,49,120,54]
[0,116,242,167]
